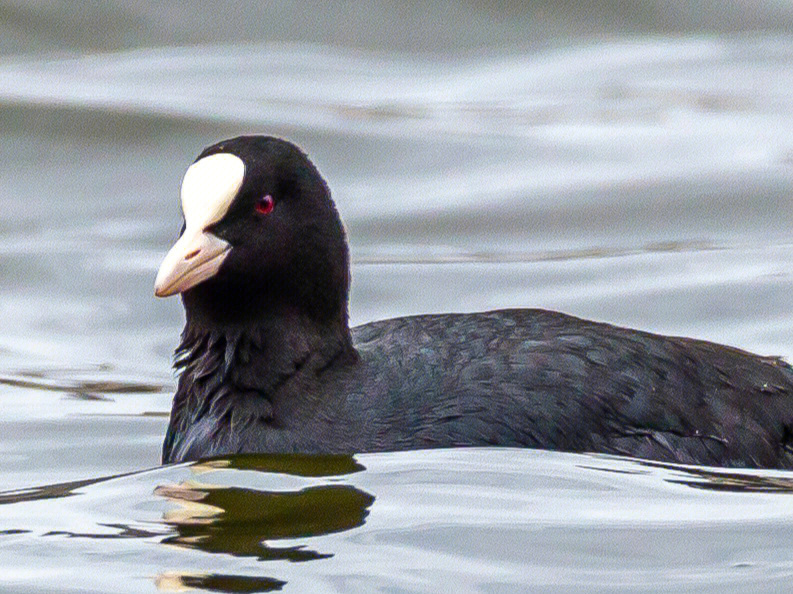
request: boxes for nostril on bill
[185,249,200,260]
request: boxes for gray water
[2,1,793,591]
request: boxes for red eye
[255,195,274,215]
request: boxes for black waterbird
[155,135,793,468]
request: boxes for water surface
[2,1,793,591]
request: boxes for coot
[155,135,793,468]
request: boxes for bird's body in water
[156,135,793,468]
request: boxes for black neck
[175,281,355,400]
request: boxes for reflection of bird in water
[155,572,286,592]
[156,135,793,469]
[154,454,374,560]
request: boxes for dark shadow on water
[0,364,169,398]
[580,454,793,493]
[156,482,373,561]
[194,452,367,477]
[45,522,163,539]
[154,454,373,561]
[639,459,793,493]
[157,572,286,593]
[577,464,652,476]
[0,375,168,394]
[0,473,134,505]
[153,454,373,592]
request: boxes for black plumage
[159,136,793,468]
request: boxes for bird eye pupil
[255,195,274,215]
